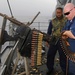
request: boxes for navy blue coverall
[46,21,66,73]
[62,17,75,75]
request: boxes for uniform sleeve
[70,27,75,36]
[47,21,52,35]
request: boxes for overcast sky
[0,0,57,17]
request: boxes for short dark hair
[56,7,63,11]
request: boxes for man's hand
[45,42,50,48]
[61,31,68,40]
[62,31,75,39]
[62,35,68,40]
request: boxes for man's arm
[47,21,52,35]
[63,30,75,39]
[46,21,52,47]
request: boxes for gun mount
[0,12,51,75]
[0,12,51,53]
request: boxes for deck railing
[24,21,49,33]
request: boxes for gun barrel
[29,12,40,25]
[0,12,40,26]
[0,13,26,26]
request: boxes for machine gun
[0,12,51,57]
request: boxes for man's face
[56,9,63,18]
[64,7,74,20]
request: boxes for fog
[0,0,57,17]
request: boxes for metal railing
[24,21,49,33]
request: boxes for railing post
[38,22,40,30]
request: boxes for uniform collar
[69,17,75,23]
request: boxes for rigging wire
[7,0,15,38]
[58,0,71,5]
[7,0,14,17]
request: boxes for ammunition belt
[18,27,51,67]
[31,30,43,67]
[60,37,75,62]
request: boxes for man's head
[64,3,75,20]
[56,7,63,19]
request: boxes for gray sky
[0,0,57,17]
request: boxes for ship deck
[0,42,65,75]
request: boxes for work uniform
[47,16,67,73]
[63,17,75,75]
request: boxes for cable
[7,0,14,17]
[58,0,70,5]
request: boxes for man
[62,3,75,75]
[46,7,67,75]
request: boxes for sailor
[62,3,75,75]
[46,7,67,75]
